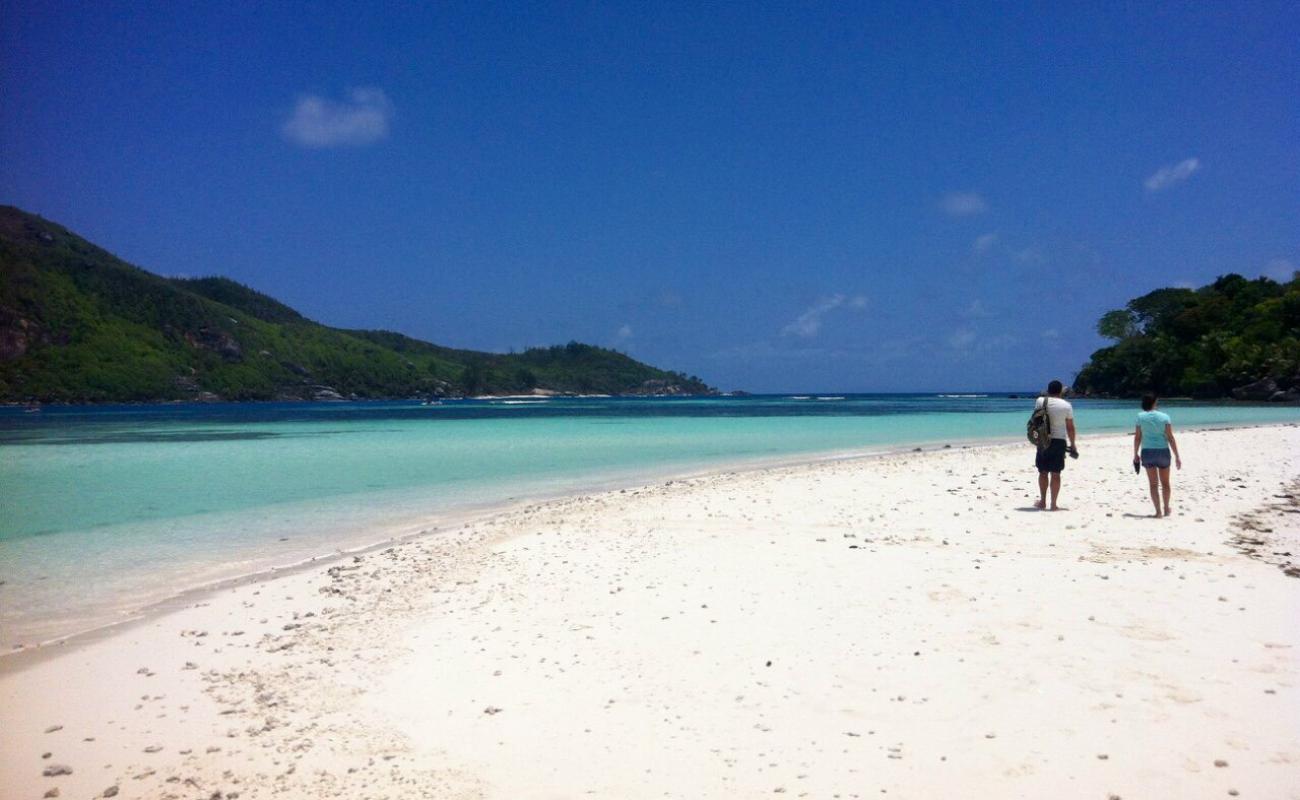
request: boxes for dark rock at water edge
[1232,378,1278,401]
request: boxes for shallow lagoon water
[2,394,1297,650]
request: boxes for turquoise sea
[2,394,1298,651]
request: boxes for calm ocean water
[2,394,1298,650]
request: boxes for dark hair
[1141,393,1157,411]
[1047,380,1063,396]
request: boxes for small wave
[498,399,549,405]
[938,394,988,398]
[815,396,846,401]
[790,395,812,400]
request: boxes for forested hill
[1074,273,1300,400]
[0,206,715,403]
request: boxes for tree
[1076,272,1300,397]
[1097,309,1137,341]
[1127,287,1196,334]
[459,362,486,395]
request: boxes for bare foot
[1034,499,1046,510]
[1049,505,1064,511]
[1164,506,1172,516]
[1153,511,1163,518]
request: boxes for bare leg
[1049,472,1062,510]
[1036,472,1048,509]
[1145,466,1161,517]
[1160,467,1172,515]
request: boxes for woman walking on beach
[1133,393,1182,517]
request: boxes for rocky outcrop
[173,374,201,393]
[1232,378,1278,401]
[180,326,242,361]
[0,307,36,361]
[0,306,69,361]
[633,378,716,396]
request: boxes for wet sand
[3,425,1298,799]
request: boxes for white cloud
[1144,157,1200,192]
[282,88,394,148]
[1013,246,1044,265]
[614,324,634,342]
[973,233,998,254]
[948,328,977,350]
[1265,258,1296,281]
[940,192,988,217]
[961,299,991,318]
[979,333,1019,351]
[709,338,915,366]
[781,294,868,338]
[657,290,683,308]
[946,328,1019,353]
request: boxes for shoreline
[0,433,996,666]
[2,424,1298,798]
[4,420,1297,668]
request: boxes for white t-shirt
[1034,396,1074,441]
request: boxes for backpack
[1027,396,1052,449]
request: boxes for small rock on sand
[103,786,119,798]
[42,764,72,777]
[43,789,59,799]
[44,725,63,733]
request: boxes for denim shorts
[1140,447,1171,469]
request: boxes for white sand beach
[3,425,1298,799]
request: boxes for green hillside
[1074,272,1300,400]
[0,206,714,403]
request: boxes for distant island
[0,206,715,403]
[1074,272,1300,401]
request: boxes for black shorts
[1035,439,1067,473]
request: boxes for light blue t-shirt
[1137,410,1172,449]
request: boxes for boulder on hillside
[1232,378,1278,401]
[0,308,36,361]
[1268,389,1300,403]
[0,306,63,361]
[311,386,345,401]
[184,326,243,361]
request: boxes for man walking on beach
[1034,380,1076,511]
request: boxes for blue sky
[2,1,1296,392]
